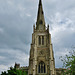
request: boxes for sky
[0,0,75,73]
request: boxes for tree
[60,48,75,75]
[1,67,28,75]
[1,71,7,75]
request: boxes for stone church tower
[28,0,56,75]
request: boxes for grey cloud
[0,49,29,66]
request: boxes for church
[14,0,66,75]
[28,0,56,75]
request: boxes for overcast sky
[0,0,75,73]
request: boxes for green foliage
[1,67,28,75]
[60,48,75,75]
[1,71,7,75]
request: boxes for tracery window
[38,61,46,73]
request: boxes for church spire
[36,0,46,30]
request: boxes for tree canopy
[1,67,28,75]
[60,48,75,75]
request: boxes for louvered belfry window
[39,36,41,45]
[38,36,44,45]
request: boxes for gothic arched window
[39,36,41,45]
[38,61,46,73]
[42,36,44,45]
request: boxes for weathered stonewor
[28,0,56,75]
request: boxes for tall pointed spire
[36,0,46,30]
[39,0,42,6]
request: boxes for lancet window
[38,36,44,45]
[42,36,44,45]
[39,36,41,45]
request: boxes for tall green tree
[60,48,75,75]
